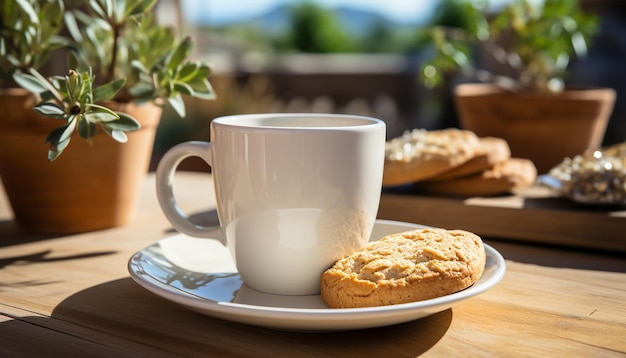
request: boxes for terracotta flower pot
[0,88,161,234]
[454,83,616,174]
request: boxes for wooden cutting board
[378,186,626,253]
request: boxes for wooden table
[1,172,625,357]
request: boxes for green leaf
[39,91,57,102]
[5,54,21,68]
[50,76,69,96]
[167,92,186,118]
[48,150,61,162]
[127,82,155,98]
[102,112,140,131]
[45,0,65,24]
[76,72,92,100]
[85,23,107,61]
[114,0,127,22]
[88,0,107,19]
[66,51,79,72]
[187,78,215,99]
[15,0,40,25]
[197,63,212,78]
[173,81,194,96]
[85,103,121,119]
[102,126,128,143]
[47,36,69,51]
[64,12,83,42]
[177,63,200,82]
[34,102,66,118]
[186,64,211,83]
[166,37,191,72]
[103,0,114,18]
[571,31,588,57]
[45,118,77,148]
[77,118,98,139]
[49,134,71,161]
[13,73,49,93]
[84,111,119,123]
[135,0,158,13]
[111,130,128,143]
[123,0,157,17]
[93,78,126,102]
[130,60,150,73]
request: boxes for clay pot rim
[454,83,616,101]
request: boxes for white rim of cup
[210,113,385,131]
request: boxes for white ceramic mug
[156,113,386,295]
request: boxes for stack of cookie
[383,128,537,196]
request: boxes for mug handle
[156,141,222,240]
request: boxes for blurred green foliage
[275,2,357,53]
[419,0,599,93]
[206,2,426,54]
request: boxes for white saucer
[128,219,506,331]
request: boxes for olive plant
[420,0,599,93]
[1,0,214,161]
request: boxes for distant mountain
[334,6,420,34]
[238,5,291,34]
[206,4,424,35]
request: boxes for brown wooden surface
[1,172,625,357]
[379,186,626,253]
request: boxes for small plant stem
[106,22,120,85]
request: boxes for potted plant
[0,0,215,234]
[420,0,615,173]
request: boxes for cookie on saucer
[321,228,486,308]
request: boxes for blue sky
[181,0,521,26]
[181,0,440,25]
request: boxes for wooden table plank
[0,309,156,358]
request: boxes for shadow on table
[484,238,626,273]
[0,316,140,358]
[43,278,452,356]
[0,220,121,255]
[0,248,117,292]
[0,220,61,248]
[0,249,116,270]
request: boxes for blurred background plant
[419,0,599,93]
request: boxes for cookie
[383,129,480,186]
[425,137,511,182]
[416,158,537,196]
[321,228,486,308]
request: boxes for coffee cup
[155,113,386,295]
